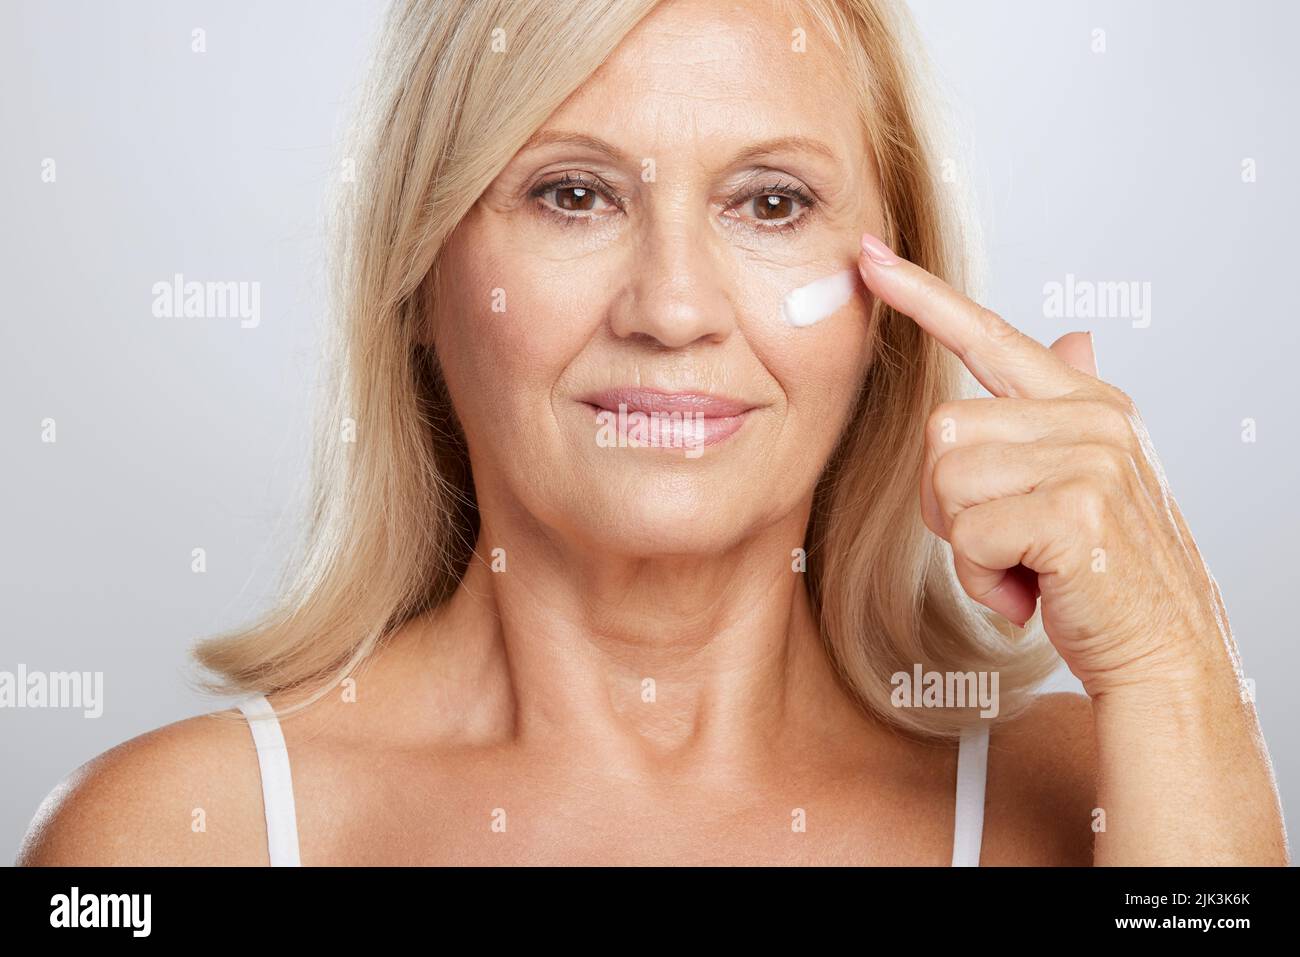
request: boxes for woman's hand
[855,232,1288,865]
[855,232,1227,701]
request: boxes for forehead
[538,0,863,161]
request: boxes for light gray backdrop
[2,0,1296,864]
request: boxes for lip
[579,387,756,418]
[577,387,759,449]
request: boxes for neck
[422,502,865,772]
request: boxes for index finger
[857,232,1087,400]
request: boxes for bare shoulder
[15,706,270,866]
[983,691,1099,865]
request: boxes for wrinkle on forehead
[550,0,858,140]
[487,0,879,227]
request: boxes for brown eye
[555,185,597,211]
[729,182,816,233]
[531,174,618,221]
[754,194,794,220]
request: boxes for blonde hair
[193,0,1060,736]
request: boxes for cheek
[735,263,874,441]
[771,318,872,458]
[435,240,603,437]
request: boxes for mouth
[576,387,759,449]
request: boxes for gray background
[1,0,1295,864]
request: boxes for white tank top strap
[950,721,991,867]
[236,693,302,867]
[236,694,986,867]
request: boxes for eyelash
[528,173,817,234]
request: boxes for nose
[608,216,737,349]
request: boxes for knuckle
[1057,478,1108,536]
[1085,398,1139,446]
[976,306,1015,342]
[947,507,974,552]
[930,446,964,503]
[988,313,1039,360]
[1080,442,1131,485]
[1105,384,1140,418]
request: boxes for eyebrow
[517,130,841,168]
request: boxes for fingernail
[1088,330,1100,377]
[860,232,899,266]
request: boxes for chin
[562,473,764,559]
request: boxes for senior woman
[17,0,1286,866]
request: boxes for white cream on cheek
[780,269,859,328]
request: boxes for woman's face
[434,0,883,555]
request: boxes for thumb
[1049,330,1099,378]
